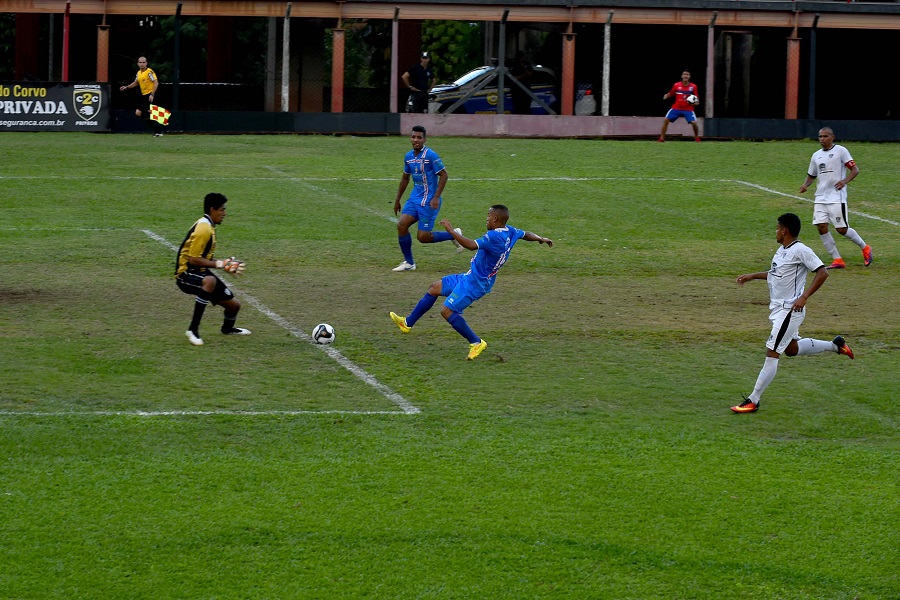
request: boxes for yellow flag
[149,104,171,126]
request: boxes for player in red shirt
[658,70,701,142]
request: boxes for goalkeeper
[175,193,250,346]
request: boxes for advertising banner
[0,82,111,132]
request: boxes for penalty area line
[0,409,412,417]
[141,228,420,415]
[729,180,900,227]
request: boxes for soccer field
[0,133,897,599]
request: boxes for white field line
[0,409,414,417]
[140,228,419,415]
[3,173,893,227]
[263,166,399,224]
[725,180,900,227]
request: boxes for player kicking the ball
[390,205,553,360]
[175,193,250,346]
[731,213,854,413]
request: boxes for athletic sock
[399,233,414,264]
[796,338,836,356]
[749,357,779,403]
[222,311,238,333]
[842,227,866,249]
[819,232,840,259]
[430,231,453,243]
[446,312,480,344]
[189,298,209,334]
[407,293,438,326]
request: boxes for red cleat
[862,245,873,267]
[833,336,854,359]
[826,258,846,270]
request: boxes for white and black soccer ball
[312,323,335,344]
[686,94,699,106]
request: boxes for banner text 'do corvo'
[0,83,111,132]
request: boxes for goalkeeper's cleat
[466,339,488,360]
[832,335,854,359]
[389,312,411,333]
[222,327,252,336]
[452,227,464,253]
[862,245,873,267]
[185,330,204,346]
[730,396,759,413]
[826,258,846,270]
[392,261,416,272]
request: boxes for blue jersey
[470,225,526,284]
[403,146,445,206]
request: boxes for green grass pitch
[0,132,897,599]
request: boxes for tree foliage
[421,20,484,83]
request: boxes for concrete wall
[112,110,900,141]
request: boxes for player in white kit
[731,213,855,413]
[799,127,872,269]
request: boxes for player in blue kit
[392,125,461,271]
[390,205,554,359]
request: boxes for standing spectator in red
[658,70,700,142]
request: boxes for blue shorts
[665,109,696,123]
[441,272,492,314]
[402,197,441,232]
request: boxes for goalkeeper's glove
[216,257,246,274]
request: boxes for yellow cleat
[389,311,411,333]
[467,339,488,360]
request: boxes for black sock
[189,298,208,334]
[222,311,238,333]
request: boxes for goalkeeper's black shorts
[176,270,234,305]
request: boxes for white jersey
[808,143,855,204]
[767,240,825,309]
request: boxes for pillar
[96,25,110,82]
[561,31,576,116]
[331,28,345,113]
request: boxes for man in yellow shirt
[119,56,163,136]
[175,193,250,346]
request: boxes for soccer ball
[686,94,699,106]
[312,323,335,344]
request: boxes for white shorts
[766,305,805,354]
[812,203,849,229]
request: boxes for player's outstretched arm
[440,219,478,251]
[524,231,553,247]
